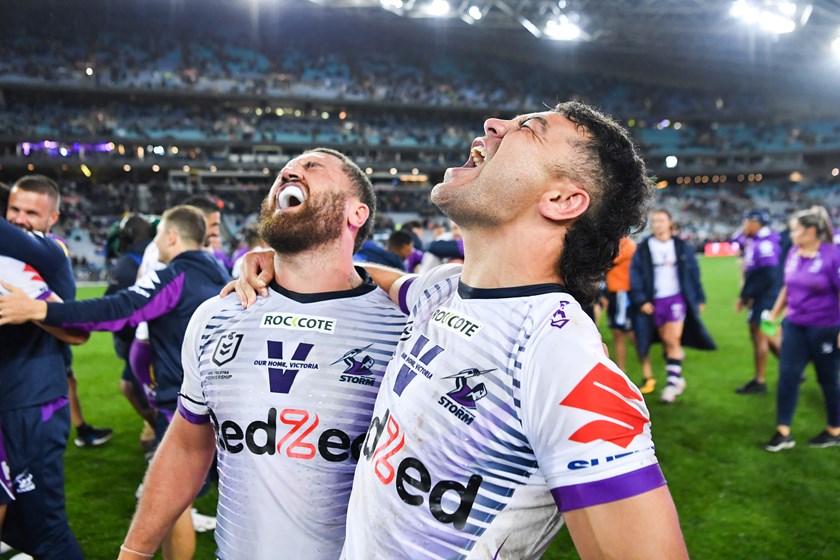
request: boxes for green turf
[5,256,840,559]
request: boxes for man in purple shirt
[764,206,840,451]
[733,209,783,394]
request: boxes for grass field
[4,255,839,559]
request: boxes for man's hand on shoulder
[220,249,275,308]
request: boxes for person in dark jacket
[630,209,716,403]
[106,215,157,440]
[0,204,231,559]
[731,209,783,394]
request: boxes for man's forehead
[285,151,342,169]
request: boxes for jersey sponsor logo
[361,408,482,530]
[437,367,493,425]
[212,332,243,366]
[14,470,35,494]
[560,363,649,449]
[260,312,336,333]
[550,301,570,330]
[332,344,377,386]
[253,340,316,394]
[567,448,647,470]
[430,307,483,339]
[209,407,365,463]
[393,335,444,396]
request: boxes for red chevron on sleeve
[559,363,649,449]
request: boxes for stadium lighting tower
[426,0,450,16]
[730,0,798,35]
[544,14,581,41]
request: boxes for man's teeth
[278,186,306,209]
[470,146,486,167]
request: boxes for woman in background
[764,206,840,452]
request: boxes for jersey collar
[269,266,377,303]
[457,281,568,300]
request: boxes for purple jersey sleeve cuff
[551,463,666,512]
[398,277,416,315]
[177,397,210,425]
[36,290,53,301]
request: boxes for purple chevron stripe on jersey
[177,398,210,424]
[266,340,315,394]
[61,272,185,332]
[398,277,416,314]
[551,463,666,512]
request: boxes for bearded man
[114,148,406,560]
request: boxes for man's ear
[348,202,370,232]
[539,182,590,222]
[48,210,60,230]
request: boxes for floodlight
[665,156,679,169]
[758,11,795,34]
[544,15,581,41]
[427,0,450,16]
[468,5,482,20]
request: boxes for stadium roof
[300,0,840,100]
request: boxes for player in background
[731,209,783,394]
[630,209,716,403]
[605,236,637,376]
[120,148,404,559]
[235,104,689,559]
[763,206,840,451]
[106,215,158,447]
[0,205,231,559]
[0,177,84,559]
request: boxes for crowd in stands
[0,4,766,122]
[35,173,838,283]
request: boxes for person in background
[764,206,840,452]
[106,215,157,448]
[630,208,716,403]
[606,236,637,374]
[732,209,783,395]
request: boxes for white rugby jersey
[179,275,406,560]
[344,265,664,560]
[0,256,51,300]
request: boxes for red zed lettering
[372,415,405,484]
[560,363,649,448]
[277,408,320,459]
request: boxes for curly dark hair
[553,101,655,304]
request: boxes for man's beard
[258,191,346,255]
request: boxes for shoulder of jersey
[193,293,246,323]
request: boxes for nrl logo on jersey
[430,307,483,339]
[332,344,377,386]
[212,332,244,366]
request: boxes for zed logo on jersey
[212,332,243,366]
[560,363,649,449]
[331,344,377,386]
[361,408,482,530]
[437,367,493,425]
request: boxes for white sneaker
[0,542,13,553]
[191,508,217,533]
[9,552,34,560]
[660,376,686,403]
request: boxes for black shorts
[747,296,776,326]
[607,291,633,331]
